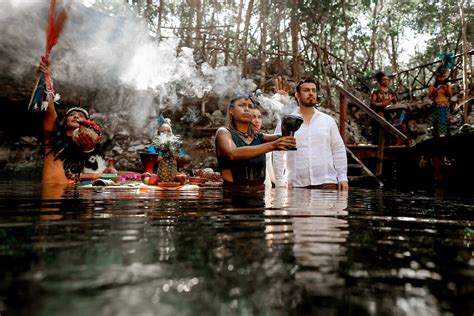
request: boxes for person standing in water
[273,78,349,191]
[215,93,295,193]
[39,60,104,184]
[251,107,276,187]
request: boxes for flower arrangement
[151,133,183,156]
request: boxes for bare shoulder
[216,127,230,138]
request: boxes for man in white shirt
[273,78,349,191]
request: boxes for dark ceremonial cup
[281,115,304,150]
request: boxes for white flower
[151,133,183,153]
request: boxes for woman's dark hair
[225,94,256,135]
[374,72,387,83]
[435,67,448,76]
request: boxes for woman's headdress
[157,114,171,127]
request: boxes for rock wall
[1,84,472,177]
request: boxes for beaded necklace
[230,127,250,138]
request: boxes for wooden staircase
[337,86,411,187]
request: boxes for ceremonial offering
[152,133,183,182]
[143,174,160,185]
[158,182,181,188]
[189,177,206,186]
[139,152,159,174]
[72,120,103,147]
[193,168,222,182]
[80,173,100,181]
[99,174,119,180]
[174,173,187,185]
[281,115,304,150]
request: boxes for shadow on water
[0,180,473,315]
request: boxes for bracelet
[83,148,95,154]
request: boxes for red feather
[43,0,69,95]
[45,0,69,55]
[28,0,69,111]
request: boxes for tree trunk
[321,30,333,109]
[233,0,244,64]
[290,0,301,82]
[458,0,471,123]
[260,0,268,88]
[224,26,230,66]
[390,33,398,75]
[367,0,383,70]
[157,0,164,41]
[184,0,194,48]
[205,9,217,65]
[145,0,153,20]
[342,0,349,86]
[241,0,254,77]
[195,0,203,49]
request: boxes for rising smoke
[0,0,287,132]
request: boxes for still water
[0,180,473,316]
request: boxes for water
[0,180,473,316]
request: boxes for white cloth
[273,108,348,187]
[264,152,276,187]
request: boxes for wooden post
[339,93,347,142]
[459,0,470,123]
[201,100,206,116]
[375,128,385,176]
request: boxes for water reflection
[0,181,473,315]
[345,189,474,316]
[266,189,349,298]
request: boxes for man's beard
[300,98,316,108]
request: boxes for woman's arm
[262,133,282,143]
[215,128,295,161]
[428,85,437,99]
[445,84,453,97]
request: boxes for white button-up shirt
[273,108,348,187]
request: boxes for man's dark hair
[296,78,319,93]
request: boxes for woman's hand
[272,136,296,151]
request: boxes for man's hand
[275,179,288,187]
[338,181,349,191]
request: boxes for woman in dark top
[215,93,296,192]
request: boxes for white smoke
[0,0,262,131]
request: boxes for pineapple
[151,131,182,182]
[157,150,178,182]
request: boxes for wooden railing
[391,50,474,96]
[302,38,473,97]
[336,85,408,143]
[337,85,409,176]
